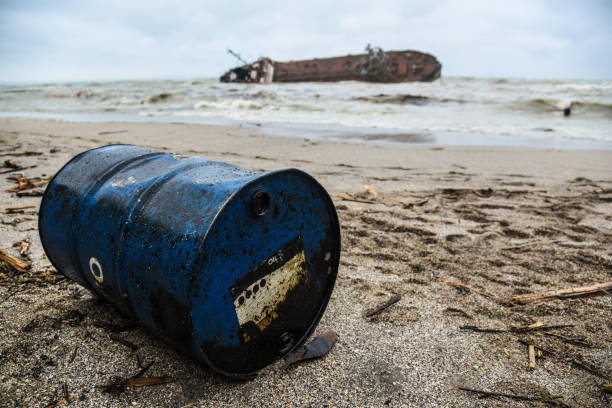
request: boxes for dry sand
[1,117,611,408]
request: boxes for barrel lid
[188,168,340,378]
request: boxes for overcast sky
[1,0,611,83]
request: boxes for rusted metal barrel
[39,145,340,378]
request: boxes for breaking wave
[195,99,266,110]
[352,94,470,105]
[525,98,612,117]
[571,101,612,117]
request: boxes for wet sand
[1,117,611,407]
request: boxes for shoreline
[1,118,611,407]
[1,112,610,151]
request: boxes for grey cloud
[1,0,611,83]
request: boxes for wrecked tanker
[39,145,340,378]
[220,46,442,83]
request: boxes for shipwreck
[220,46,442,84]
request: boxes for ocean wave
[286,103,325,112]
[148,93,172,103]
[117,97,142,105]
[0,88,42,94]
[357,132,434,143]
[239,90,278,100]
[194,99,266,110]
[527,98,570,111]
[571,101,612,116]
[552,82,612,92]
[353,94,431,105]
[75,90,97,99]
[352,94,470,106]
[526,98,612,116]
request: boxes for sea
[1,77,611,149]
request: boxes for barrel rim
[188,167,341,379]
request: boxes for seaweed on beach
[0,248,66,289]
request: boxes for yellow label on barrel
[233,250,307,340]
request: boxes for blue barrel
[39,145,340,378]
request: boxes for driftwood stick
[510,282,612,305]
[0,159,36,172]
[570,359,612,381]
[462,324,574,334]
[517,340,611,380]
[543,332,591,347]
[44,396,74,408]
[109,333,139,352]
[334,193,376,204]
[442,279,501,301]
[5,205,36,213]
[445,279,612,306]
[528,345,536,370]
[68,345,79,364]
[0,249,30,273]
[364,185,378,197]
[16,189,44,197]
[511,324,574,333]
[458,386,571,407]
[131,361,154,379]
[458,386,541,401]
[365,294,401,317]
[458,386,539,401]
[460,325,506,333]
[517,339,555,355]
[125,377,173,387]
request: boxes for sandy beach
[1,117,611,407]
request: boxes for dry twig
[510,282,612,304]
[364,294,401,317]
[458,386,569,407]
[44,396,74,408]
[7,175,52,190]
[93,321,138,332]
[0,158,38,173]
[14,239,30,257]
[461,324,574,334]
[528,344,536,369]
[5,205,36,213]
[442,279,501,302]
[442,188,493,198]
[15,189,44,197]
[109,333,139,351]
[364,185,378,197]
[6,151,43,157]
[517,340,611,380]
[125,377,173,387]
[0,249,30,273]
[68,345,79,364]
[542,332,591,347]
[334,193,376,204]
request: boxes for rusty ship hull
[220,48,441,84]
